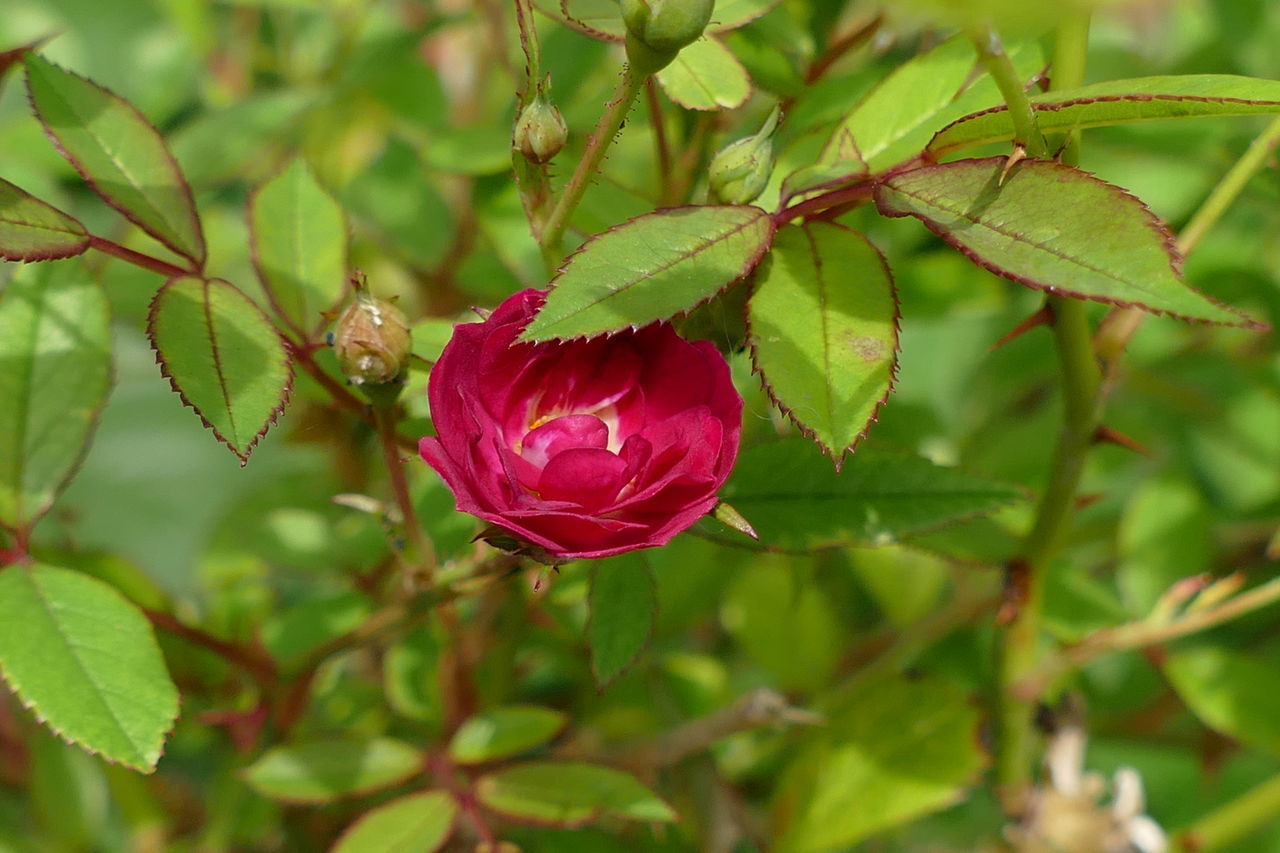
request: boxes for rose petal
[521,414,610,469]
[538,447,629,510]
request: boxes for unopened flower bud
[709,106,781,205]
[332,279,411,398]
[621,0,714,74]
[514,93,568,165]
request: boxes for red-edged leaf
[748,223,899,469]
[24,53,205,269]
[875,158,1262,328]
[147,277,292,464]
[0,36,49,94]
[0,178,90,261]
[521,205,775,342]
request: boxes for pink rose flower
[419,289,743,561]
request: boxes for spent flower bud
[621,0,714,74]
[514,90,568,164]
[332,277,411,398]
[709,106,781,205]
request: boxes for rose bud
[419,289,743,561]
[332,284,411,397]
[709,106,781,205]
[621,0,715,74]
[513,92,568,165]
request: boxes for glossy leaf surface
[522,205,774,342]
[876,158,1257,326]
[749,223,898,466]
[250,158,348,336]
[930,75,1280,156]
[0,564,178,772]
[0,263,110,529]
[25,53,205,267]
[588,553,658,688]
[719,439,1023,550]
[332,791,457,853]
[244,738,423,804]
[655,38,751,111]
[0,178,89,261]
[449,706,568,764]
[147,276,292,464]
[476,762,676,826]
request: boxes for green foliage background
[0,0,1279,851]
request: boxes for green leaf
[24,53,205,267]
[1165,647,1280,758]
[147,276,293,464]
[522,205,774,342]
[825,36,1044,172]
[243,738,424,804]
[774,675,985,852]
[1117,474,1211,613]
[332,791,457,853]
[655,37,751,112]
[410,318,457,367]
[250,158,348,337]
[719,439,1024,550]
[0,564,178,772]
[875,158,1258,327]
[0,263,111,529]
[551,0,781,40]
[709,0,785,32]
[475,762,676,826]
[449,706,568,764]
[261,591,370,670]
[587,553,658,688]
[929,75,1280,156]
[0,178,90,261]
[749,223,898,467]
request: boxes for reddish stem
[773,181,876,225]
[88,235,190,279]
[143,608,277,687]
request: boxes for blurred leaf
[1117,475,1212,612]
[522,205,775,342]
[449,705,568,764]
[930,75,1280,156]
[720,439,1023,550]
[1165,647,1280,757]
[343,138,454,271]
[721,556,841,691]
[825,36,1043,172]
[0,262,110,529]
[876,158,1258,327]
[421,126,513,176]
[383,626,443,728]
[332,790,457,853]
[0,563,178,772]
[24,53,205,267]
[655,37,751,111]
[0,178,89,261]
[244,738,423,804]
[710,0,787,32]
[261,591,370,670]
[749,222,898,466]
[171,90,314,188]
[553,0,783,39]
[250,158,348,338]
[774,674,985,851]
[411,318,457,366]
[848,546,950,627]
[475,762,676,826]
[147,276,293,464]
[588,553,658,688]
[29,727,108,848]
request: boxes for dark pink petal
[521,414,610,469]
[538,447,629,510]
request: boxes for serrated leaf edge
[0,178,91,262]
[747,223,902,472]
[146,276,294,466]
[522,204,776,343]
[874,157,1267,330]
[0,564,179,773]
[24,56,206,269]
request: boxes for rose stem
[645,77,674,204]
[1095,113,1280,375]
[372,403,438,585]
[970,16,1105,810]
[539,62,647,262]
[87,235,192,278]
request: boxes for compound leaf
[0,178,90,262]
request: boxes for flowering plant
[419,289,742,561]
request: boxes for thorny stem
[540,64,646,258]
[983,15,1103,806]
[87,235,190,279]
[373,403,437,585]
[1096,113,1280,371]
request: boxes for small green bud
[332,277,411,399]
[709,106,781,205]
[621,0,714,57]
[513,92,568,165]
